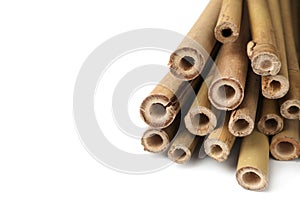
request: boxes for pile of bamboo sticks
[140,0,300,191]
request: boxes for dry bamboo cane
[279,0,300,119]
[140,72,201,128]
[209,9,250,111]
[229,70,260,137]
[291,0,299,56]
[246,0,281,76]
[141,114,181,153]
[214,0,243,43]
[204,112,236,162]
[236,130,269,191]
[270,119,300,160]
[184,76,221,136]
[167,129,200,164]
[257,98,284,135]
[261,0,289,99]
[169,0,222,80]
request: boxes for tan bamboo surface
[204,112,236,162]
[141,114,181,153]
[236,130,269,191]
[167,129,200,164]
[261,0,289,99]
[209,10,249,111]
[246,0,281,76]
[140,72,201,128]
[270,119,300,160]
[169,0,222,80]
[214,0,243,43]
[279,0,300,120]
[257,98,284,135]
[229,70,260,137]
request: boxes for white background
[0,0,299,199]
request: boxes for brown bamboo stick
[236,130,269,191]
[246,0,281,76]
[229,70,260,137]
[257,98,284,135]
[279,0,300,120]
[169,0,222,80]
[141,114,181,153]
[291,0,299,55]
[204,112,236,162]
[184,76,220,136]
[270,119,300,161]
[261,0,289,99]
[167,129,200,164]
[214,0,243,43]
[208,10,249,111]
[140,72,201,128]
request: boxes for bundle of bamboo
[140,0,300,192]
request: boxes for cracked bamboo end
[215,22,239,43]
[168,145,192,164]
[141,129,170,153]
[262,75,289,99]
[229,114,254,137]
[257,114,284,135]
[204,139,230,162]
[280,100,300,119]
[236,167,268,191]
[169,47,204,80]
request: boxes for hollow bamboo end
[141,129,170,153]
[280,100,300,120]
[257,114,284,135]
[168,145,192,164]
[270,136,300,161]
[184,107,217,136]
[214,22,239,44]
[204,139,230,162]
[209,78,244,111]
[140,94,176,128]
[169,47,204,80]
[236,167,268,191]
[229,114,254,137]
[262,75,289,99]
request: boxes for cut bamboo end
[229,112,254,137]
[184,107,217,136]
[236,167,268,191]
[215,23,239,44]
[142,129,171,153]
[140,94,176,128]
[209,78,244,111]
[261,75,289,99]
[280,100,300,120]
[257,114,284,136]
[247,42,281,76]
[169,48,204,80]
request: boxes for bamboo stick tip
[280,100,300,120]
[214,22,239,44]
[140,94,176,128]
[204,139,230,162]
[257,114,284,135]
[209,78,244,111]
[262,75,289,99]
[169,47,204,80]
[184,107,217,136]
[168,145,191,164]
[270,136,300,161]
[236,167,268,191]
[141,129,170,153]
[229,114,254,137]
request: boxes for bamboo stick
[184,76,221,136]
[246,0,281,76]
[291,0,299,56]
[204,112,236,162]
[208,10,249,111]
[236,130,269,191]
[257,98,284,136]
[214,0,243,43]
[270,119,300,160]
[167,129,200,164]
[279,0,300,120]
[261,0,289,99]
[141,114,181,153]
[229,70,260,137]
[169,0,222,80]
[140,72,201,128]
